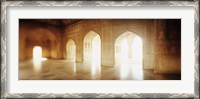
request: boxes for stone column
[155,19,167,73]
[101,20,115,66]
[76,32,83,63]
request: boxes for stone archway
[115,31,143,80]
[83,31,101,63]
[66,39,76,61]
[25,28,59,60]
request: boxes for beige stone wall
[19,19,181,74]
[19,20,63,61]
[63,19,157,69]
[155,19,181,74]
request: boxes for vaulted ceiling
[35,19,83,26]
[24,19,83,27]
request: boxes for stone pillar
[101,20,115,66]
[50,41,57,58]
[60,36,67,59]
[155,19,167,73]
[143,20,156,69]
[76,32,83,63]
[57,41,63,59]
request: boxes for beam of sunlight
[73,62,76,77]
[121,39,128,61]
[91,62,97,76]
[92,36,101,62]
[132,37,142,65]
[42,58,47,61]
[120,63,129,80]
[117,36,143,80]
[91,35,101,78]
[132,36,143,80]
[120,39,129,79]
[131,64,143,80]
[33,46,42,72]
[91,61,101,79]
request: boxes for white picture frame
[1,1,199,98]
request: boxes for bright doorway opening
[84,31,101,78]
[115,31,143,80]
[66,39,76,61]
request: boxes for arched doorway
[33,46,42,61]
[115,31,143,80]
[32,46,42,72]
[132,36,143,65]
[83,31,101,78]
[83,31,101,63]
[25,28,58,60]
[131,36,143,80]
[66,39,76,61]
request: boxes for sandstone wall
[19,19,181,74]
[63,19,156,69]
[19,20,63,61]
[155,19,181,74]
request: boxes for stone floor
[19,59,181,80]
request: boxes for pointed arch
[66,39,76,61]
[83,31,101,63]
[25,28,59,59]
[115,31,143,80]
[114,31,143,66]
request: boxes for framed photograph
[1,1,199,98]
